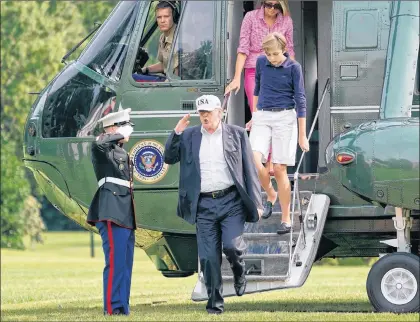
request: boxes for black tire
[366,252,419,313]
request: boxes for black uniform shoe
[207,310,223,315]
[104,309,123,316]
[234,275,247,296]
[111,308,124,315]
[276,222,291,235]
[261,201,274,219]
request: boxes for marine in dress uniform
[164,95,263,314]
[87,108,136,316]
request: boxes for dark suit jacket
[87,133,136,229]
[164,123,262,225]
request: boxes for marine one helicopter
[23,0,419,313]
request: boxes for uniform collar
[163,24,177,45]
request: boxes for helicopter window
[132,1,182,82]
[42,65,117,138]
[167,1,215,81]
[78,1,140,82]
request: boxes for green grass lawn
[1,231,418,321]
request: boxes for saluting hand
[174,114,190,134]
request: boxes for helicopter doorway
[226,1,323,175]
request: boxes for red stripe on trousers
[106,221,114,315]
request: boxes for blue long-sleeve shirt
[254,53,307,118]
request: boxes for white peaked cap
[196,95,222,112]
[97,108,134,128]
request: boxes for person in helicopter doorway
[133,1,179,82]
[249,32,309,234]
[87,108,136,316]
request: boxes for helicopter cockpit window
[42,65,117,138]
[79,1,140,82]
[132,1,181,83]
[167,1,215,81]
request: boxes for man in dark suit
[164,95,263,314]
[87,108,136,316]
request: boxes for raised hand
[174,114,190,133]
[117,125,133,139]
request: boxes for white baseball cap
[97,108,134,128]
[195,95,222,112]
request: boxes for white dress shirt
[199,122,235,193]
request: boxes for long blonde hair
[277,0,290,16]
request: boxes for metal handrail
[287,78,330,278]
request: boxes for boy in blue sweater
[249,32,309,234]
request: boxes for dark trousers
[96,221,135,315]
[196,188,246,313]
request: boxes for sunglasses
[263,2,282,10]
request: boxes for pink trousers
[244,68,256,113]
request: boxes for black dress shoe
[207,310,223,315]
[104,308,123,316]
[261,201,274,219]
[113,308,123,315]
[276,222,291,235]
[234,276,247,296]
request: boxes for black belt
[260,107,294,112]
[200,186,236,199]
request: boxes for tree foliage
[1,1,115,248]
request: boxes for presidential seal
[130,140,169,184]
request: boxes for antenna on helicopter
[61,22,102,65]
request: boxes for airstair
[191,79,331,301]
[191,189,330,300]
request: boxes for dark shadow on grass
[4,300,375,316]
[133,299,375,314]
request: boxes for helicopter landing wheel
[306,213,317,230]
[366,252,419,313]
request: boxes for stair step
[226,253,290,259]
[245,212,302,233]
[242,233,297,255]
[221,275,289,282]
[261,190,313,213]
[221,253,291,277]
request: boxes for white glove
[117,125,133,138]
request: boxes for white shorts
[249,109,298,166]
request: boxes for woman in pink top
[225,0,295,107]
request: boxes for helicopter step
[220,233,297,280]
[191,192,330,301]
